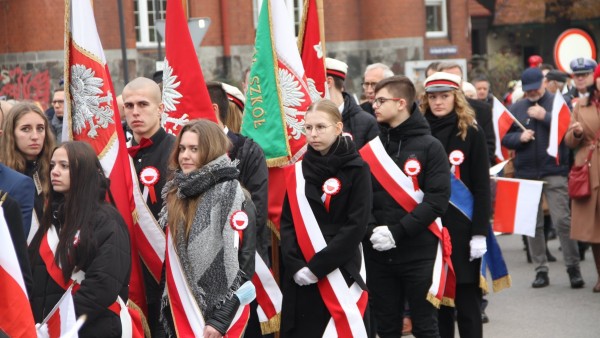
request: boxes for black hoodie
[364,104,450,265]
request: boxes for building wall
[0,0,473,104]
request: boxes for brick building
[0,0,480,108]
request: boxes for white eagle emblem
[306,77,323,103]
[70,64,114,138]
[161,58,188,134]
[278,67,308,140]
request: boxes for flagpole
[117,0,129,84]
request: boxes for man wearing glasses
[360,63,394,116]
[50,87,65,142]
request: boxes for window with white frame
[135,0,167,48]
[253,0,304,36]
[425,0,448,38]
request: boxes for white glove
[469,235,487,261]
[36,323,49,338]
[293,267,318,286]
[370,226,396,251]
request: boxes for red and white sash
[286,162,368,338]
[251,252,283,334]
[127,144,166,283]
[165,230,250,338]
[359,137,456,307]
[39,226,137,337]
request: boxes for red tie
[127,138,153,157]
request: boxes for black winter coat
[30,204,131,338]
[2,192,33,297]
[426,111,491,284]
[228,130,270,261]
[365,105,450,265]
[280,139,371,337]
[131,128,176,220]
[341,92,379,150]
[467,98,496,165]
[502,90,570,179]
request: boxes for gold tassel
[492,275,512,293]
[267,157,292,168]
[260,312,281,335]
[480,275,489,295]
[441,297,455,308]
[426,293,442,309]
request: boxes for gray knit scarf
[159,155,245,322]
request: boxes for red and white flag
[252,252,283,334]
[63,0,147,333]
[493,177,543,237]
[44,287,78,338]
[491,96,515,161]
[0,206,36,337]
[298,0,327,100]
[161,0,217,133]
[547,92,571,160]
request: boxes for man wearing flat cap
[545,70,573,109]
[502,67,584,290]
[569,57,598,107]
[325,57,379,149]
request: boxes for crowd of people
[1,53,600,338]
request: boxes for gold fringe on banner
[260,312,281,335]
[492,275,512,293]
[480,275,489,295]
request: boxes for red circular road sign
[554,29,597,73]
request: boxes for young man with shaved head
[123,76,175,338]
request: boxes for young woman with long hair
[0,102,56,237]
[279,99,372,337]
[420,72,491,338]
[159,119,256,338]
[29,141,131,337]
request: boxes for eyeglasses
[52,100,65,105]
[304,124,333,134]
[573,73,591,78]
[362,82,378,89]
[373,97,402,107]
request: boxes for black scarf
[425,110,457,149]
[302,136,359,186]
[171,156,239,199]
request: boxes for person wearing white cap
[421,71,491,338]
[325,57,378,149]
[569,57,598,107]
[222,82,246,133]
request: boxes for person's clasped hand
[370,225,396,251]
[469,235,487,261]
[293,267,318,286]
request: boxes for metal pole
[154,0,163,62]
[117,0,129,84]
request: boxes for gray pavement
[401,234,600,338]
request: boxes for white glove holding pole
[469,235,487,261]
[293,267,318,286]
[370,226,396,251]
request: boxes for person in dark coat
[326,57,379,150]
[123,77,175,338]
[0,163,35,238]
[365,75,450,338]
[431,63,496,166]
[280,99,372,338]
[421,72,490,338]
[29,141,131,338]
[360,63,394,116]
[502,67,583,289]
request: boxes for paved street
[403,233,600,337]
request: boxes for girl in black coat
[421,72,491,338]
[280,99,372,338]
[29,141,131,338]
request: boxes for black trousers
[366,258,439,338]
[438,283,482,338]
